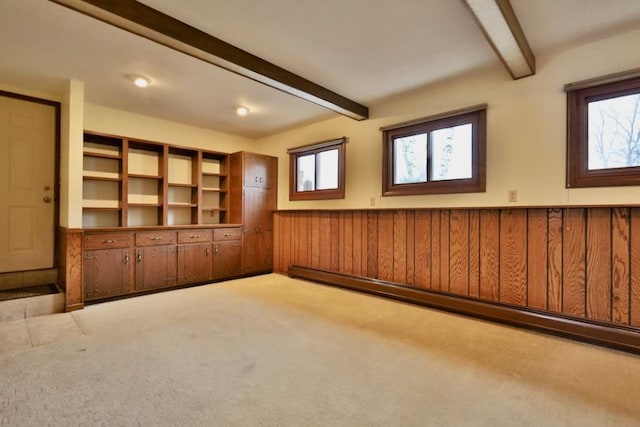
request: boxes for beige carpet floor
[1,273,639,426]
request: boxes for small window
[382,105,486,196]
[288,137,345,200]
[566,72,640,188]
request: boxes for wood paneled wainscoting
[274,208,640,353]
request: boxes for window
[566,72,640,188]
[382,105,486,196]
[288,137,346,200]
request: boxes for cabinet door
[213,240,242,279]
[242,187,274,273]
[256,230,273,272]
[177,243,212,284]
[83,249,132,299]
[135,245,177,290]
[244,153,276,189]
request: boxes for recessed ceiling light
[127,74,151,88]
[236,106,249,116]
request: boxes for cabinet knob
[124,253,130,265]
[137,252,142,263]
[205,247,210,256]
[190,234,200,239]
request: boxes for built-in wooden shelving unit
[82,131,228,228]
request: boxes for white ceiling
[1,0,639,138]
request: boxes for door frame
[0,89,61,271]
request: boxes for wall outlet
[369,197,376,207]
[508,190,518,202]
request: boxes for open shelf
[128,173,162,180]
[82,131,230,227]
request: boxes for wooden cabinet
[213,227,242,279]
[229,152,277,274]
[81,226,241,302]
[135,231,178,291]
[177,243,211,284]
[83,232,132,299]
[243,152,277,189]
[77,134,276,304]
[177,230,213,284]
[241,188,274,273]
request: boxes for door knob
[43,196,52,203]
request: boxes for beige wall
[258,27,640,210]
[60,80,84,228]
[84,103,255,153]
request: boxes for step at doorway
[0,284,64,322]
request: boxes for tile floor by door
[0,313,84,354]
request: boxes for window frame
[382,105,486,196]
[288,137,346,201]
[566,72,640,188]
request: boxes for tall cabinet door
[229,151,277,275]
[83,249,132,299]
[243,153,276,189]
[135,246,177,290]
[242,187,274,273]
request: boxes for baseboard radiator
[288,265,640,354]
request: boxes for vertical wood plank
[548,208,563,313]
[563,208,586,318]
[344,211,353,274]
[273,212,281,273]
[406,211,416,287]
[282,212,292,273]
[449,209,470,296]
[298,212,310,267]
[499,209,528,306]
[319,212,331,270]
[352,211,363,276]
[468,209,480,298]
[479,209,500,301]
[630,208,640,327]
[367,211,378,279]
[64,229,84,311]
[393,210,407,284]
[440,210,450,292]
[330,212,340,271]
[311,212,320,269]
[430,211,441,290]
[612,208,630,325]
[338,212,345,273]
[586,208,612,322]
[527,209,548,310]
[414,210,431,289]
[291,212,298,267]
[378,211,394,282]
[308,212,313,268]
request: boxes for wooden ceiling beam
[48,0,369,120]
[462,0,535,79]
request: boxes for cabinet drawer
[136,231,177,246]
[178,230,212,243]
[84,233,131,250]
[214,227,241,241]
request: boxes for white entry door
[0,94,57,273]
